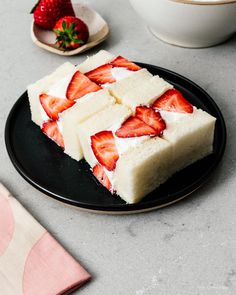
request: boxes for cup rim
[170,0,236,5]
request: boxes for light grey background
[0,0,236,294]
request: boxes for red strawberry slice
[66,71,101,100]
[110,56,141,71]
[91,131,119,171]
[115,117,156,138]
[93,164,112,192]
[136,106,166,135]
[42,121,64,148]
[40,94,75,120]
[153,89,193,113]
[85,64,116,85]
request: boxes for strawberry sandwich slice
[109,69,215,177]
[28,50,117,160]
[78,104,173,204]
[28,62,75,127]
[39,75,115,160]
[27,50,116,128]
[152,88,216,173]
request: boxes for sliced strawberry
[93,164,112,192]
[39,94,75,120]
[91,131,119,171]
[85,64,116,85]
[42,121,64,148]
[115,117,156,138]
[153,89,193,113]
[110,56,141,71]
[66,71,101,100]
[135,106,166,135]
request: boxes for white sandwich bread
[161,109,216,174]
[59,90,115,161]
[78,104,174,204]
[108,69,153,104]
[150,88,216,175]
[114,138,172,203]
[76,50,115,73]
[109,73,173,110]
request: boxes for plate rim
[4,63,227,213]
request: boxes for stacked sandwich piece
[28,50,216,204]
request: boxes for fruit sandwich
[27,50,216,204]
[27,50,145,160]
[108,73,216,177]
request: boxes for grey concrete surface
[0,0,236,294]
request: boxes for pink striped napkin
[0,183,91,295]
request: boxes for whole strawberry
[53,16,89,50]
[31,0,75,30]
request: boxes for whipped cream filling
[57,119,63,133]
[159,110,190,123]
[159,106,197,124]
[39,104,50,124]
[47,70,76,99]
[102,67,136,89]
[111,67,135,81]
[109,122,149,156]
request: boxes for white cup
[129,0,236,48]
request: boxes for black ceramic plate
[5,63,226,213]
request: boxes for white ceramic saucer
[31,3,109,56]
